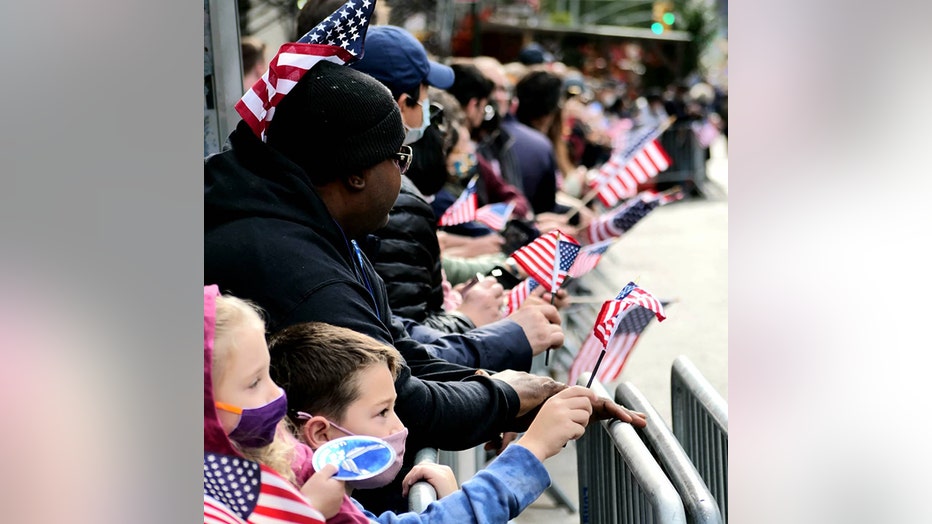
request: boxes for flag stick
[585,349,606,388]
[570,116,679,214]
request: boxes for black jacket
[205,123,530,450]
[370,176,474,334]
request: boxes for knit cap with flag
[265,61,403,181]
[235,0,403,181]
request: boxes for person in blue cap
[350,25,455,146]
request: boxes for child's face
[331,363,404,439]
[214,323,281,434]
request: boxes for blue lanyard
[350,239,380,320]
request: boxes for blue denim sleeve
[355,444,551,524]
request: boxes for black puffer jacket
[371,176,475,334]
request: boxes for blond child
[204,285,370,523]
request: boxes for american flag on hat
[234,0,377,141]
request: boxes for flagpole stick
[585,350,606,388]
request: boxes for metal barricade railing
[408,448,439,513]
[616,382,724,524]
[671,356,728,523]
[577,373,687,524]
[655,123,707,192]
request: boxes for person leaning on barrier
[204,61,646,514]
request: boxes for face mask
[452,152,477,181]
[327,420,408,490]
[403,99,431,145]
[216,388,287,448]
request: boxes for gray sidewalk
[513,136,728,523]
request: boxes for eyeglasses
[393,145,413,175]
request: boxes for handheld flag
[591,124,672,207]
[586,193,662,244]
[502,277,539,316]
[235,0,377,141]
[567,302,667,386]
[438,177,479,226]
[568,239,614,278]
[593,282,665,347]
[568,282,666,386]
[204,452,326,524]
[511,230,581,294]
[475,201,516,231]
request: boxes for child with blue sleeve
[269,322,617,523]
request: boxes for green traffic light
[662,12,676,25]
[651,22,664,34]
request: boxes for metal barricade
[655,122,707,193]
[577,373,686,523]
[408,448,440,513]
[616,382,724,524]
[671,356,728,523]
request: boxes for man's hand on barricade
[507,300,564,355]
[489,369,567,417]
[589,396,648,428]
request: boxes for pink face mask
[298,412,408,489]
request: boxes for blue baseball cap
[352,25,454,99]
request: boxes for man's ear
[301,416,335,450]
[343,172,367,192]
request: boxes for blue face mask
[403,99,431,145]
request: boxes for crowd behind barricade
[205,0,723,521]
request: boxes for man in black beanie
[205,60,647,513]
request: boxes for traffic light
[652,1,675,34]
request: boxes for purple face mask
[217,388,287,448]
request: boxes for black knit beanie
[266,61,404,184]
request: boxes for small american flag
[475,201,516,231]
[502,277,539,316]
[567,303,665,386]
[568,239,614,278]
[592,282,665,347]
[204,452,326,524]
[234,0,376,140]
[592,125,672,207]
[438,177,479,226]
[586,194,661,244]
[642,187,686,205]
[511,230,581,294]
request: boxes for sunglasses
[393,145,413,175]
